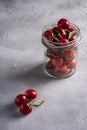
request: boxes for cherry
[46,49,61,58]
[44,30,54,41]
[68,27,77,41]
[59,65,68,74]
[67,59,76,68]
[46,61,54,69]
[52,27,59,35]
[68,27,76,32]
[58,18,70,29]
[15,94,27,106]
[50,57,63,67]
[59,38,69,46]
[55,67,60,73]
[58,27,67,38]
[62,49,75,59]
[25,89,37,100]
[20,102,32,115]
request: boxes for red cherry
[44,30,54,41]
[68,27,76,32]
[59,38,69,46]
[52,27,59,35]
[62,49,75,59]
[25,89,37,99]
[15,94,27,106]
[50,57,63,67]
[46,49,61,58]
[67,59,76,68]
[55,67,60,73]
[60,37,69,43]
[59,65,68,74]
[68,27,77,41]
[46,61,54,69]
[20,102,32,115]
[58,18,70,29]
[58,27,67,38]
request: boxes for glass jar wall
[42,23,81,78]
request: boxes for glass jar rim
[42,23,82,49]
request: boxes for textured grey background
[0,0,87,130]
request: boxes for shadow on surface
[1,102,24,119]
[9,63,55,87]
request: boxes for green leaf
[68,32,77,40]
[30,100,45,106]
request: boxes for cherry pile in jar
[46,48,77,76]
[42,18,80,78]
[44,18,77,45]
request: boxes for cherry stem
[53,36,59,42]
[27,99,32,102]
[65,29,70,32]
[58,33,63,38]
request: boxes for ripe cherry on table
[25,89,37,100]
[15,94,27,106]
[20,102,32,115]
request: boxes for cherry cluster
[15,89,37,115]
[44,18,77,46]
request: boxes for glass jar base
[44,67,76,79]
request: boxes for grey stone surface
[0,0,87,130]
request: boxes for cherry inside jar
[41,20,81,78]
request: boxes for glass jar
[41,23,81,78]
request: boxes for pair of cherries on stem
[15,89,37,115]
